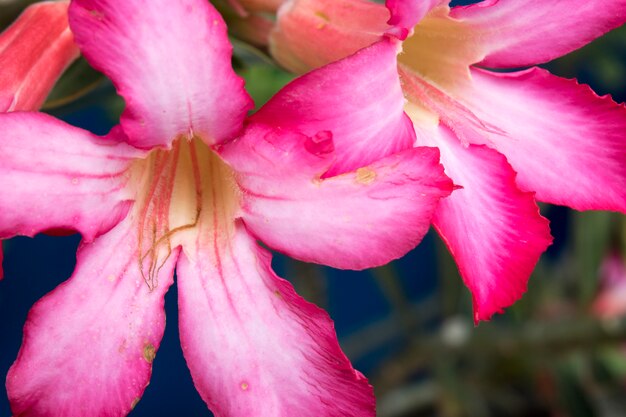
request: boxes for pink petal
[386,0,444,39]
[177,222,375,416]
[221,123,452,270]
[451,0,626,68]
[0,112,142,241]
[414,124,552,322]
[270,0,389,73]
[253,39,414,176]
[68,0,253,149]
[7,216,179,416]
[460,67,626,213]
[0,1,79,112]
[220,38,453,270]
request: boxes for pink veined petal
[0,1,79,112]
[459,67,626,213]
[220,123,453,270]
[68,0,253,149]
[414,124,552,323]
[0,112,142,241]
[451,0,626,68]
[253,39,415,176]
[7,216,179,416]
[270,0,389,74]
[385,0,446,39]
[0,2,78,282]
[229,39,448,270]
[177,221,375,417]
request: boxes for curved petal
[7,216,179,416]
[412,123,552,322]
[253,39,414,177]
[451,0,626,68]
[386,0,445,39]
[221,124,453,270]
[177,221,375,417]
[460,67,626,213]
[0,1,79,112]
[0,112,142,241]
[270,0,388,74]
[68,0,252,149]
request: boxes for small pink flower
[271,0,626,322]
[593,252,626,319]
[0,0,79,281]
[0,0,453,415]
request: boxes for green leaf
[42,57,106,110]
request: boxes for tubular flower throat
[132,137,238,291]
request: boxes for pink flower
[593,252,626,319]
[271,0,626,322]
[0,0,453,415]
[0,0,79,280]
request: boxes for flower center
[396,6,504,141]
[398,5,483,92]
[132,137,239,289]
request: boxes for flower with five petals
[0,0,453,415]
[271,0,626,322]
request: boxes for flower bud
[270,0,389,74]
[0,1,79,112]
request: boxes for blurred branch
[286,260,329,311]
[341,297,438,361]
[572,211,614,307]
[435,234,467,318]
[372,316,626,394]
[371,264,417,339]
[42,58,107,110]
[377,381,438,417]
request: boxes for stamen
[136,137,207,290]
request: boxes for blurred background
[1,1,625,416]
